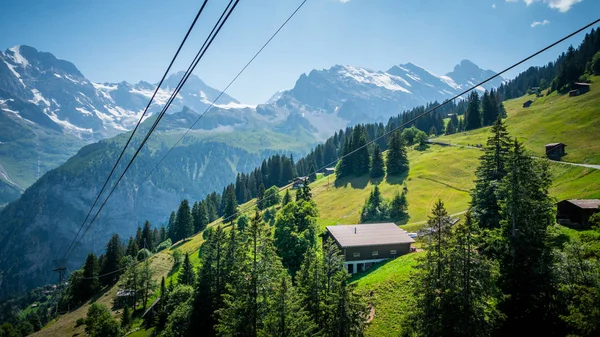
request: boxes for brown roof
[565,199,600,209]
[326,223,414,248]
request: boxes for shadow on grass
[385,171,408,185]
[349,259,395,283]
[414,143,430,151]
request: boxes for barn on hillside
[523,100,533,108]
[556,199,600,228]
[325,223,414,274]
[545,142,566,160]
[569,82,591,97]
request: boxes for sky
[0,0,598,104]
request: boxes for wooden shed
[545,143,566,159]
[556,199,600,228]
[569,82,591,96]
[324,168,335,176]
[325,223,414,274]
[523,100,533,108]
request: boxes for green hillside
[32,81,600,337]
[437,75,600,164]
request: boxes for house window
[353,252,360,258]
[372,250,379,256]
[390,250,397,255]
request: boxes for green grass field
[437,76,600,164]
[352,252,423,336]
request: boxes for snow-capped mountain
[0,45,241,140]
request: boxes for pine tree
[335,137,352,180]
[464,91,482,130]
[126,236,139,258]
[370,144,385,178]
[257,183,266,210]
[496,140,558,335]
[281,189,292,206]
[262,274,316,336]
[471,116,512,230]
[101,234,124,285]
[445,119,456,135]
[175,199,194,242]
[309,164,317,182]
[81,253,100,299]
[159,225,167,243]
[141,220,154,251]
[167,211,176,242]
[296,181,312,202]
[154,277,169,332]
[352,126,370,176]
[135,226,143,248]
[386,131,409,176]
[121,305,131,329]
[223,186,239,224]
[390,188,408,219]
[178,253,196,286]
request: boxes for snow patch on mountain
[7,46,29,67]
[339,65,411,93]
[29,89,50,106]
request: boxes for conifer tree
[370,144,385,178]
[167,211,176,242]
[471,116,512,230]
[445,119,456,135]
[496,140,557,335]
[309,164,317,182]
[159,225,167,243]
[175,199,194,242]
[121,305,131,329]
[335,137,352,180]
[223,186,239,224]
[390,188,408,219]
[178,253,196,286]
[281,189,292,207]
[126,236,139,258]
[464,91,482,130]
[135,226,143,248]
[352,126,371,176]
[141,220,154,251]
[101,234,124,285]
[257,183,266,210]
[295,181,312,202]
[154,277,169,332]
[81,253,100,299]
[386,131,409,176]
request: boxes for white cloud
[506,0,582,12]
[531,19,551,27]
[492,3,497,8]
[339,0,351,2]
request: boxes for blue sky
[1,0,598,104]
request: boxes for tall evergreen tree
[126,236,139,258]
[386,131,409,176]
[101,234,124,285]
[81,253,100,300]
[352,126,371,176]
[471,117,512,230]
[464,91,482,131]
[370,144,385,178]
[223,186,239,224]
[309,164,317,182]
[445,119,456,135]
[167,211,176,242]
[175,199,194,242]
[141,220,154,251]
[496,140,558,335]
[281,189,292,207]
[257,183,266,210]
[178,253,196,286]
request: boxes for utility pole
[52,259,67,285]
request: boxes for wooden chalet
[292,177,308,189]
[325,223,414,274]
[556,199,600,228]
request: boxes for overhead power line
[212,17,600,228]
[64,0,242,261]
[61,0,209,259]
[141,0,309,182]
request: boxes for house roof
[325,168,335,171]
[574,82,591,86]
[545,142,566,147]
[564,199,600,209]
[326,223,414,248]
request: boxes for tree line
[401,117,600,336]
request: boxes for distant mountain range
[0,45,505,293]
